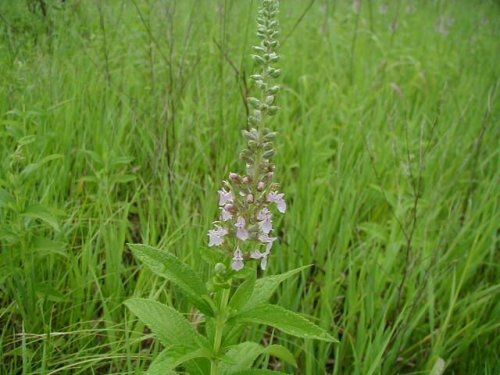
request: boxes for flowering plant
[125,1,336,374]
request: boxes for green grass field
[0,0,499,374]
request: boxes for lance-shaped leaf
[125,298,208,348]
[231,370,285,375]
[128,244,214,315]
[229,272,256,312]
[220,342,296,374]
[245,265,311,310]
[145,346,211,375]
[232,304,338,343]
[22,204,61,232]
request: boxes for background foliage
[0,0,498,373]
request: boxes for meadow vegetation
[0,0,498,374]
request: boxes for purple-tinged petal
[208,226,228,247]
[267,191,286,213]
[220,206,233,221]
[235,216,249,241]
[231,247,244,271]
[258,217,273,234]
[218,189,233,206]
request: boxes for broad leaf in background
[233,304,338,343]
[22,204,61,232]
[128,244,214,315]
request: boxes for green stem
[211,287,231,375]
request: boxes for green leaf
[124,298,208,348]
[128,244,214,316]
[171,347,212,368]
[22,204,60,232]
[232,304,338,343]
[112,174,136,184]
[145,346,189,375]
[231,370,285,375]
[220,342,296,374]
[0,188,15,208]
[145,349,177,375]
[263,345,296,367]
[20,154,63,179]
[220,342,263,374]
[245,265,311,309]
[32,237,67,258]
[229,272,256,312]
[145,345,212,374]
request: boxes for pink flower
[257,208,273,234]
[218,188,233,206]
[208,226,228,247]
[250,249,270,270]
[267,191,286,213]
[220,205,233,221]
[257,208,272,221]
[232,247,244,271]
[258,233,277,252]
[235,216,249,241]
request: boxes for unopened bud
[267,106,279,116]
[247,97,261,108]
[240,150,253,163]
[263,142,273,151]
[243,129,258,141]
[214,263,226,275]
[248,140,258,148]
[263,149,275,159]
[265,95,275,105]
[229,172,240,182]
[267,85,280,94]
[257,181,266,191]
[269,68,281,78]
[225,204,236,213]
[246,194,254,203]
[242,176,252,184]
[264,132,277,140]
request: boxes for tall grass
[0,0,498,374]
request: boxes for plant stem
[211,287,231,375]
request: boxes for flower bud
[257,181,266,191]
[225,203,236,213]
[267,106,279,115]
[246,194,254,203]
[229,172,240,182]
[263,142,273,151]
[263,149,275,159]
[247,97,261,108]
[243,129,258,141]
[242,176,252,184]
[264,132,277,140]
[267,85,280,94]
[250,74,263,81]
[269,68,281,78]
[248,140,258,148]
[252,54,266,65]
[214,263,226,275]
